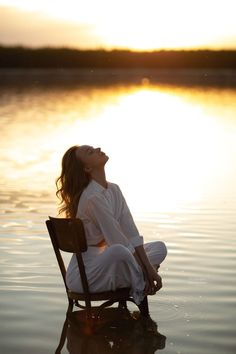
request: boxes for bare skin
[76,145,109,189]
[76,145,162,296]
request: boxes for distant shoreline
[0,46,236,69]
[1,68,236,89]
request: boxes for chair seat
[68,287,131,301]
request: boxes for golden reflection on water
[1,83,236,213]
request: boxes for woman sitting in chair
[56,145,167,311]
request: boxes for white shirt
[76,179,143,253]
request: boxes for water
[0,69,236,353]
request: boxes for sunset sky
[0,0,235,51]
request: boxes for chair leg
[66,298,74,315]
[137,296,150,317]
[95,299,117,319]
[86,306,93,321]
[118,300,127,310]
[55,316,69,354]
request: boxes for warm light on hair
[56,145,90,218]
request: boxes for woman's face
[76,145,109,172]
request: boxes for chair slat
[49,217,87,253]
[68,288,131,301]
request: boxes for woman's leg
[143,241,167,268]
[86,244,146,304]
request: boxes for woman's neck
[90,169,107,189]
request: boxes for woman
[56,145,167,312]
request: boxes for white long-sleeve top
[76,179,143,253]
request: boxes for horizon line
[1,44,236,52]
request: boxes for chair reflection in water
[58,308,166,354]
[46,217,150,327]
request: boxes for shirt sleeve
[85,195,135,253]
[116,186,144,248]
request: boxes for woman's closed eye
[87,148,95,155]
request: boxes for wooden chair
[45,217,149,327]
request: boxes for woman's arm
[117,186,162,294]
[86,192,162,295]
[117,185,144,248]
[134,245,162,295]
[85,195,135,253]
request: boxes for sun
[1,0,235,50]
[35,0,236,50]
[95,1,230,51]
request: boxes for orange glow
[1,83,236,214]
[0,0,235,50]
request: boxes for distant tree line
[0,46,236,69]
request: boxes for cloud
[0,6,101,48]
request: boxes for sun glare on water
[98,88,223,212]
[1,81,236,215]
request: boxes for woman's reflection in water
[56,308,166,354]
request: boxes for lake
[0,69,236,353]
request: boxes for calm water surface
[0,69,236,353]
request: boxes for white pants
[66,241,167,305]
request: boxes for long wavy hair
[56,146,90,218]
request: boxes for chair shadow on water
[56,307,166,354]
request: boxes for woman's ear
[84,166,92,173]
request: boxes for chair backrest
[46,217,90,296]
[48,217,87,253]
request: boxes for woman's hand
[144,265,162,295]
[133,245,163,295]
